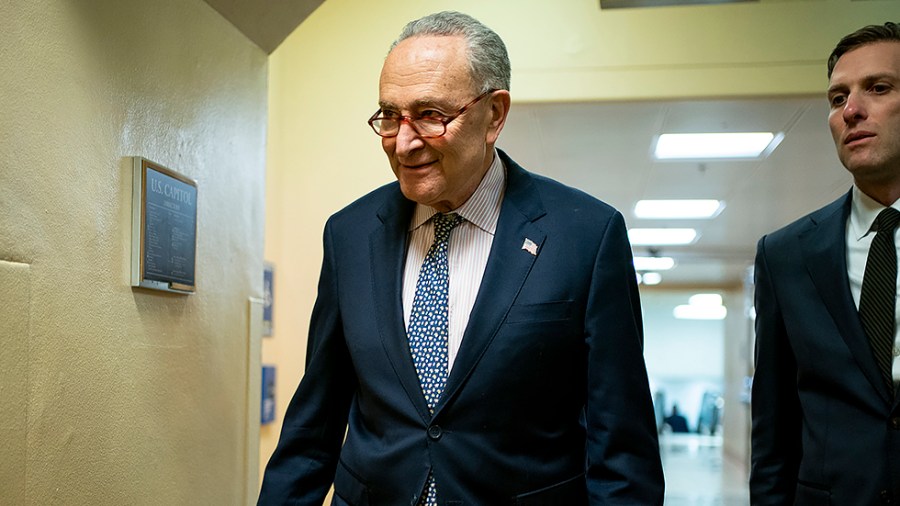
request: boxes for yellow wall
[0,0,267,504]
[263,0,900,478]
[723,279,756,468]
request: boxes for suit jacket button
[891,418,900,430]
[428,425,443,440]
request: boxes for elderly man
[258,11,663,505]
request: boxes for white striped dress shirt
[402,150,506,371]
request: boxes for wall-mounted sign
[261,365,276,425]
[263,263,274,336]
[131,157,198,293]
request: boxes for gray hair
[391,11,511,93]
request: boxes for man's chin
[844,157,884,176]
[398,182,437,206]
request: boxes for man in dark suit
[663,405,690,434]
[751,22,900,505]
[258,11,663,505]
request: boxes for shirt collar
[850,185,900,241]
[409,149,506,234]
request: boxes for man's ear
[485,90,511,146]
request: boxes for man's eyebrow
[377,98,397,110]
[377,97,451,111]
[826,82,847,96]
[859,71,900,85]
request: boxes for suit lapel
[799,191,892,403]
[437,152,546,415]
[369,187,434,420]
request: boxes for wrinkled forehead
[378,35,475,107]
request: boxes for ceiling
[600,0,751,8]
[202,0,324,53]
[499,96,851,289]
[200,2,850,290]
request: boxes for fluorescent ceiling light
[634,199,723,219]
[674,293,727,320]
[628,228,697,246]
[633,256,675,271]
[654,132,782,160]
[689,293,722,306]
[674,304,727,320]
[601,0,750,8]
[641,272,662,285]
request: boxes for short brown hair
[828,22,900,78]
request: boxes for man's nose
[394,120,424,154]
[842,92,867,123]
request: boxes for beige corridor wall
[0,1,267,504]
[262,0,899,480]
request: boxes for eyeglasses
[367,89,497,138]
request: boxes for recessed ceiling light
[653,132,783,160]
[634,199,723,219]
[601,0,749,8]
[673,293,727,320]
[641,272,662,285]
[689,293,723,306]
[633,256,675,271]
[674,304,727,320]
[628,228,698,246]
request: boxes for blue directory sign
[263,263,274,336]
[261,365,276,424]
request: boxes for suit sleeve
[257,221,356,506]
[749,235,802,505]
[584,211,665,505]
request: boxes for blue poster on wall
[263,263,274,337]
[261,365,276,425]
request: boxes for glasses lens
[369,116,447,138]
[371,118,399,137]
[413,119,445,138]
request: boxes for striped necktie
[860,207,900,392]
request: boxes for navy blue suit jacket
[258,151,664,505]
[751,191,900,505]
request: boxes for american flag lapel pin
[521,238,538,256]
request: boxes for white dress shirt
[846,185,900,383]
[402,150,505,371]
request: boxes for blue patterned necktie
[408,212,462,506]
[860,207,900,392]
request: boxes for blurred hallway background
[662,433,750,506]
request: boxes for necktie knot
[433,213,463,243]
[875,207,900,235]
